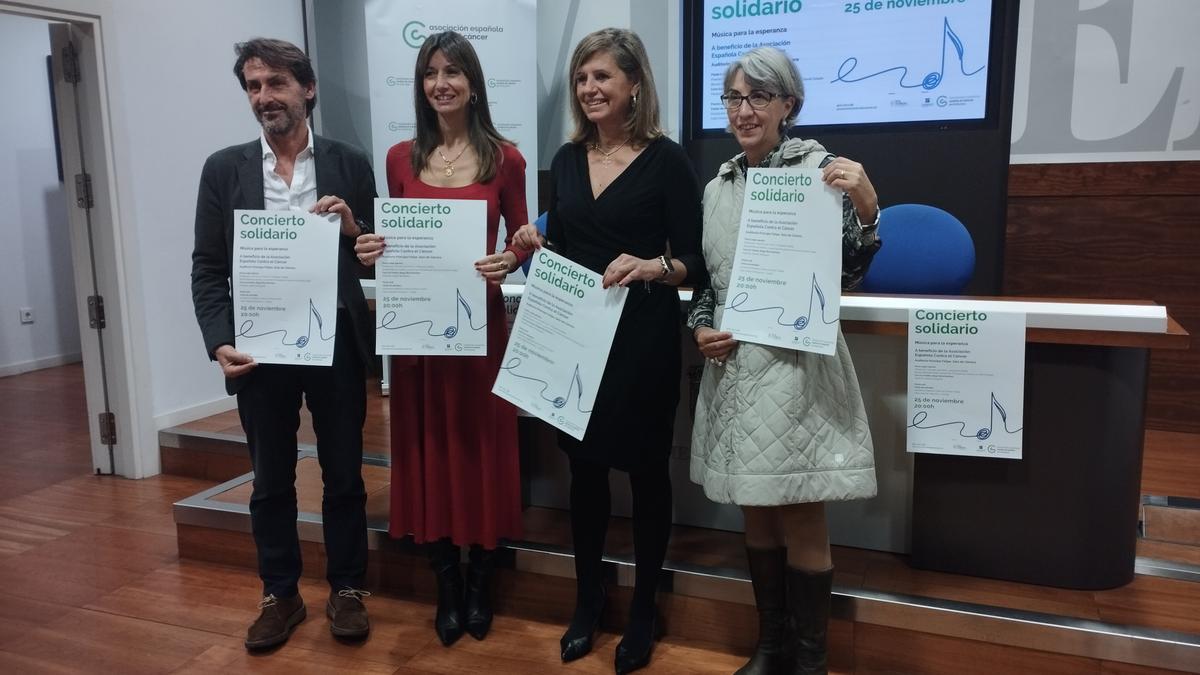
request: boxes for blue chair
[519,211,549,276]
[860,204,975,295]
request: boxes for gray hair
[723,47,804,128]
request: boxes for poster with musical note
[720,167,843,355]
[491,249,628,441]
[906,309,1025,459]
[232,210,340,366]
[374,198,488,356]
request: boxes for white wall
[2,0,306,476]
[0,14,81,376]
[92,0,307,428]
[1010,0,1200,163]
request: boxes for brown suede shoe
[244,593,306,650]
[327,588,371,639]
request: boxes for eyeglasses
[720,91,779,110]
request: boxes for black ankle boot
[429,540,465,646]
[560,583,606,662]
[465,546,495,640]
[613,603,662,674]
[786,566,833,675]
[735,547,789,675]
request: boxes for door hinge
[62,42,81,84]
[98,411,116,446]
[87,295,106,329]
[74,172,93,209]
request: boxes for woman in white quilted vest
[687,47,882,675]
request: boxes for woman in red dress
[354,31,528,646]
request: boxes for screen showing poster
[907,308,1025,458]
[700,0,994,129]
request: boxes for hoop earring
[470,92,478,105]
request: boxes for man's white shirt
[261,126,316,211]
[260,127,342,307]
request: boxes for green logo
[403,20,428,48]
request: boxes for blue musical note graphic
[377,288,486,339]
[833,18,984,91]
[908,393,1022,441]
[498,358,592,414]
[236,298,334,349]
[726,273,838,331]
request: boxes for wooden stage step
[171,449,1200,674]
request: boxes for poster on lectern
[364,0,537,263]
[374,198,488,356]
[232,209,340,366]
[906,309,1025,458]
[492,249,628,440]
[719,168,843,355]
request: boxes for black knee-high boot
[561,456,611,662]
[786,566,833,675]
[465,545,495,640]
[429,539,465,646]
[735,547,790,675]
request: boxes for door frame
[2,2,155,478]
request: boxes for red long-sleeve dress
[385,140,528,548]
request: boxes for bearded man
[190,37,377,650]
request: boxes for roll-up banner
[365,0,539,256]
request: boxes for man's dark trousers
[237,310,367,598]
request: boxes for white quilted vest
[689,138,878,506]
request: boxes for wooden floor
[0,365,774,674]
[201,456,1200,638]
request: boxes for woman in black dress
[513,27,704,675]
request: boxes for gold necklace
[437,144,469,177]
[591,137,630,166]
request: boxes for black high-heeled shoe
[559,584,607,662]
[613,610,662,674]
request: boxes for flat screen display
[699,0,995,130]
